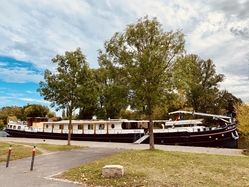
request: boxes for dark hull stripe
[4,127,238,148]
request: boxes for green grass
[0,142,42,162]
[59,149,249,187]
[0,142,84,162]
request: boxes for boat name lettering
[134,130,141,132]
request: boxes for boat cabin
[26,117,48,127]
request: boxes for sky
[1,0,249,116]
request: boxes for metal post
[30,146,36,171]
[6,145,12,167]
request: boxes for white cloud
[0,0,249,102]
[0,67,43,83]
[19,97,50,104]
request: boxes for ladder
[133,134,149,144]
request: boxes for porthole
[111,124,115,129]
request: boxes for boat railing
[153,126,214,133]
[169,110,232,123]
[153,128,190,133]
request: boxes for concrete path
[0,146,126,187]
[0,137,246,187]
[0,137,245,156]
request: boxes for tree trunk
[148,115,155,150]
[67,108,72,146]
[148,101,155,150]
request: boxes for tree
[37,48,99,145]
[217,90,242,117]
[78,106,96,119]
[62,109,65,118]
[98,16,185,149]
[175,54,225,113]
[24,104,49,117]
[0,106,24,125]
[47,111,56,118]
[92,68,129,119]
[234,102,249,137]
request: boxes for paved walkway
[0,137,246,187]
[0,146,126,187]
[0,137,245,156]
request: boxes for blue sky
[0,56,49,109]
[1,0,249,116]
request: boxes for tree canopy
[98,16,186,149]
[37,48,99,145]
[0,106,23,125]
[174,54,225,113]
[234,102,249,137]
[92,67,129,119]
[24,104,49,117]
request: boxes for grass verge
[0,141,84,162]
[59,149,249,187]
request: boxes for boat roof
[43,119,124,124]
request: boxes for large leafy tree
[217,90,242,117]
[78,105,96,119]
[175,54,225,113]
[92,68,129,119]
[98,16,185,149]
[37,48,98,145]
[234,102,249,137]
[24,104,49,117]
[0,106,23,125]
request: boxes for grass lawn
[0,141,83,162]
[59,149,249,187]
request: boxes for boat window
[88,124,93,130]
[111,124,115,129]
[131,122,137,129]
[59,124,64,129]
[18,126,21,130]
[9,125,12,128]
[13,126,16,129]
[99,124,105,130]
[46,125,49,128]
[122,122,129,129]
[78,124,82,129]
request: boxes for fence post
[30,146,36,171]
[6,145,12,167]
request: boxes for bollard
[30,146,36,171]
[6,145,12,167]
